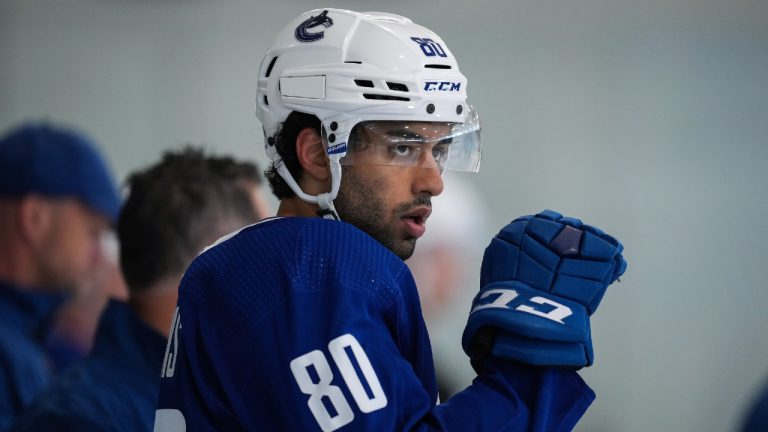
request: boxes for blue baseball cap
[0,122,121,222]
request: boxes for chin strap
[315,198,340,220]
[318,156,342,220]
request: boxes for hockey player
[155,9,627,431]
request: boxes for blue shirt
[0,279,61,430]
[12,300,167,432]
[155,217,595,431]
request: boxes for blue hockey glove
[462,210,627,370]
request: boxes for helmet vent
[345,61,362,64]
[265,56,278,77]
[354,79,375,88]
[425,64,452,69]
[386,82,408,92]
[363,94,410,101]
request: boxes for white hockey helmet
[255,8,481,218]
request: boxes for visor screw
[456,105,463,114]
[426,103,435,114]
[267,137,275,146]
[328,133,336,143]
[330,121,338,131]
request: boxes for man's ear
[295,127,330,182]
[18,195,54,247]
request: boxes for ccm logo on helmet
[295,10,334,42]
[424,81,461,92]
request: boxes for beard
[333,167,430,260]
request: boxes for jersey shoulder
[295,217,410,283]
[180,217,412,321]
[192,217,409,287]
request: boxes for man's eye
[391,145,412,157]
[432,145,449,160]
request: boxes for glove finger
[534,209,563,221]
[497,218,528,246]
[581,230,620,261]
[559,258,615,279]
[480,238,519,287]
[518,235,559,292]
[527,216,568,245]
[552,275,606,312]
[559,216,584,228]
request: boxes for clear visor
[332,106,481,173]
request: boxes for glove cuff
[462,280,592,369]
[491,330,593,368]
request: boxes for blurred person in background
[45,148,273,374]
[405,173,491,399]
[12,147,267,431]
[0,122,121,429]
[45,229,128,371]
[207,155,272,220]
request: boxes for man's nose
[412,159,444,197]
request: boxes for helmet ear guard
[255,9,481,218]
[320,114,356,159]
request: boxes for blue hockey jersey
[155,217,594,431]
[0,280,62,430]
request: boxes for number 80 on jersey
[290,334,387,432]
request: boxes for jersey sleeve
[155,219,594,431]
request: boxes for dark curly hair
[264,111,321,199]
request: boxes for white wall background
[2,0,767,430]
